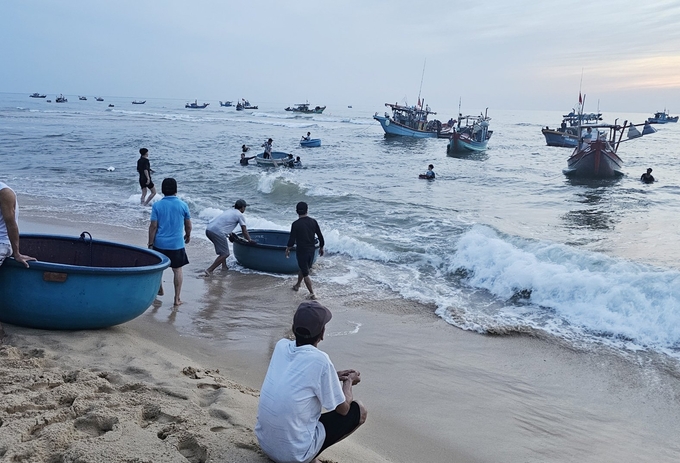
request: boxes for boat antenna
[417,58,426,106]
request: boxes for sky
[2,0,680,113]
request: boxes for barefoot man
[137,148,156,206]
[148,178,191,306]
[285,201,324,300]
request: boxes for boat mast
[417,58,426,109]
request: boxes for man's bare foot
[292,284,300,291]
[308,293,317,300]
[200,269,212,278]
[173,299,183,307]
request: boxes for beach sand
[2,213,680,462]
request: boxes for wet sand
[2,213,680,462]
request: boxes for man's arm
[241,225,254,242]
[285,223,296,257]
[184,219,192,244]
[148,220,158,247]
[334,370,360,416]
[0,188,36,267]
[315,221,325,257]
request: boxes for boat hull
[233,229,319,274]
[255,151,293,167]
[0,234,170,330]
[563,140,623,178]
[542,128,578,148]
[373,115,438,138]
[300,139,321,147]
[447,132,490,153]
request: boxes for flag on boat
[578,92,582,105]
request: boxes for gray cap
[293,301,332,338]
[234,199,248,208]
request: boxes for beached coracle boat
[542,110,603,147]
[132,100,146,105]
[647,109,678,124]
[300,138,321,147]
[29,93,47,98]
[232,229,319,274]
[446,110,492,153]
[373,102,442,138]
[255,151,295,167]
[285,103,326,114]
[0,233,170,330]
[185,101,209,109]
[563,120,657,178]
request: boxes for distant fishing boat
[647,109,678,124]
[446,109,492,153]
[236,99,257,110]
[55,94,67,103]
[219,101,233,107]
[29,93,46,98]
[373,101,442,138]
[285,103,326,114]
[185,100,209,109]
[542,109,603,148]
[132,100,146,104]
[78,96,87,101]
[95,97,104,101]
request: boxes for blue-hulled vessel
[373,102,442,138]
[542,110,603,147]
[0,233,169,330]
[446,110,492,153]
[285,103,326,114]
[647,109,678,124]
[300,138,321,147]
[232,229,319,274]
[255,151,294,167]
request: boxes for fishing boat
[300,138,321,148]
[95,97,104,101]
[132,100,146,104]
[29,93,46,98]
[185,100,209,109]
[373,101,442,138]
[446,109,493,153]
[55,94,67,103]
[647,109,678,124]
[78,96,87,101]
[0,233,169,330]
[236,99,257,110]
[542,110,603,147]
[254,151,294,167]
[232,229,319,274]
[563,120,657,178]
[219,101,233,107]
[284,103,326,114]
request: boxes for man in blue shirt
[148,178,192,306]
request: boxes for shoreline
[2,212,680,462]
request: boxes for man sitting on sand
[203,199,254,275]
[255,301,367,463]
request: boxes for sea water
[2,92,680,365]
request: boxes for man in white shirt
[255,301,367,463]
[204,199,254,275]
[0,182,35,268]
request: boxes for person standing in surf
[285,201,324,300]
[137,148,156,206]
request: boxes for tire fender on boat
[385,119,390,126]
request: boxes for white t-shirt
[255,339,345,463]
[206,208,246,235]
[0,182,17,245]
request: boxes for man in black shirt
[641,167,655,184]
[286,201,325,300]
[137,148,156,206]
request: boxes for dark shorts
[296,249,315,277]
[153,247,189,268]
[139,177,154,189]
[317,401,361,456]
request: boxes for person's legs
[140,186,148,204]
[205,254,227,274]
[292,270,304,291]
[172,267,183,306]
[143,186,156,206]
[315,401,367,458]
[303,275,315,298]
[205,230,230,275]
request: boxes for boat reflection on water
[446,149,489,162]
[562,177,621,233]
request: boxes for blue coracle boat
[0,234,169,330]
[300,138,321,147]
[232,229,319,274]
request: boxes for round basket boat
[232,229,319,274]
[0,234,170,330]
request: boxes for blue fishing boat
[185,100,209,109]
[300,138,321,147]
[232,229,319,274]
[29,93,46,98]
[0,233,169,330]
[373,102,442,138]
[219,101,233,107]
[255,151,294,167]
[285,103,326,114]
[647,109,678,124]
[446,110,492,153]
[542,110,603,147]
[132,100,146,104]
[56,94,67,103]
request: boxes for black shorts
[317,401,361,456]
[296,249,315,277]
[153,247,189,268]
[139,177,154,189]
